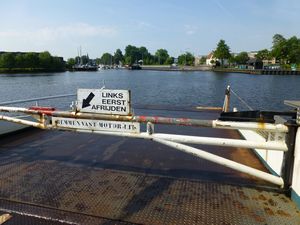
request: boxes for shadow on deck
[0,109,299,224]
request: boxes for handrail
[0,93,76,106]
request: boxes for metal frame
[0,104,288,187]
[2,88,297,188]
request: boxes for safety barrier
[0,87,299,189]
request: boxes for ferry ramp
[0,107,299,224]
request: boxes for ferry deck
[0,106,299,225]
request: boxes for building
[248,51,277,66]
[247,58,263,70]
[206,52,214,65]
[206,51,229,66]
[194,55,207,66]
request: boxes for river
[0,70,299,111]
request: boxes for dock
[212,68,300,75]
[0,108,299,224]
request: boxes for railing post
[147,122,154,135]
[222,85,231,112]
[281,120,298,192]
[297,107,300,125]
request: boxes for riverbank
[0,68,66,74]
[212,68,300,75]
[140,66,300,75]
[141,65,211,71]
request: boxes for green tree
[51,57,65,70]
[113,49,124,65]
[101,53,113,65]
[155,49,169,65]
[0,53,15,69]
[143,54,155,65]
[200,56,206,65]
[234,52,249,65]
[286,36,300,64]
[139,46,152,64]
[228,54,236,66]
[95,58,101,65]
[271,34,287,64]
[67,58,76,69]
[178,52,195,66]
[39,51,52,69]
[23,52,39,68]
[214,39,231,66]
[166,57,174,65]
[15,54,25,68]
[124,45,140,64]
[256,49,271,60]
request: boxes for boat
[72,64,98,71]
[72,47,98,71]
[127,64,142,70]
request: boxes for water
[0,70,299,111]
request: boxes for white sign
[77,89,131,115]
[52,117,140,133]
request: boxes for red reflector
[29,106,56,111]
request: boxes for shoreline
[0,68,66,74]
[212,68,300,75]
[1,67,299,75]
[141,65,211,72]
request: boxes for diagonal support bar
[0,115,45,129]
[152,138,284,187]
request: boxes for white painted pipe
[213,120,288,133]
[0,115,44,129]
[0,106,30,113]
[61,128,287,151]
[153,138,284,187]
[152,133,287,151]
[0,93,75,106]
[0,106,289,132]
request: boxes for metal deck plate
[0,109,299,224]
[0,161,299,225]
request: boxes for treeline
[212,34,300,67]
[0,51,65,72]
[67,45,196,67]
[257,34,300,66]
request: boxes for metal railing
[0,87,298,189]
[0,93,76,106]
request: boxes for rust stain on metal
[237,190,250,200]
[264,207,275,216]
[258,122,266,130]
[258,194,267,201]
[277,209,291,217]
[268,198,277,206]
[0,109,299,224]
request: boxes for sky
[0,0,300,59]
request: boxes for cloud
[0,23,117,42]
[184,25,198,35]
